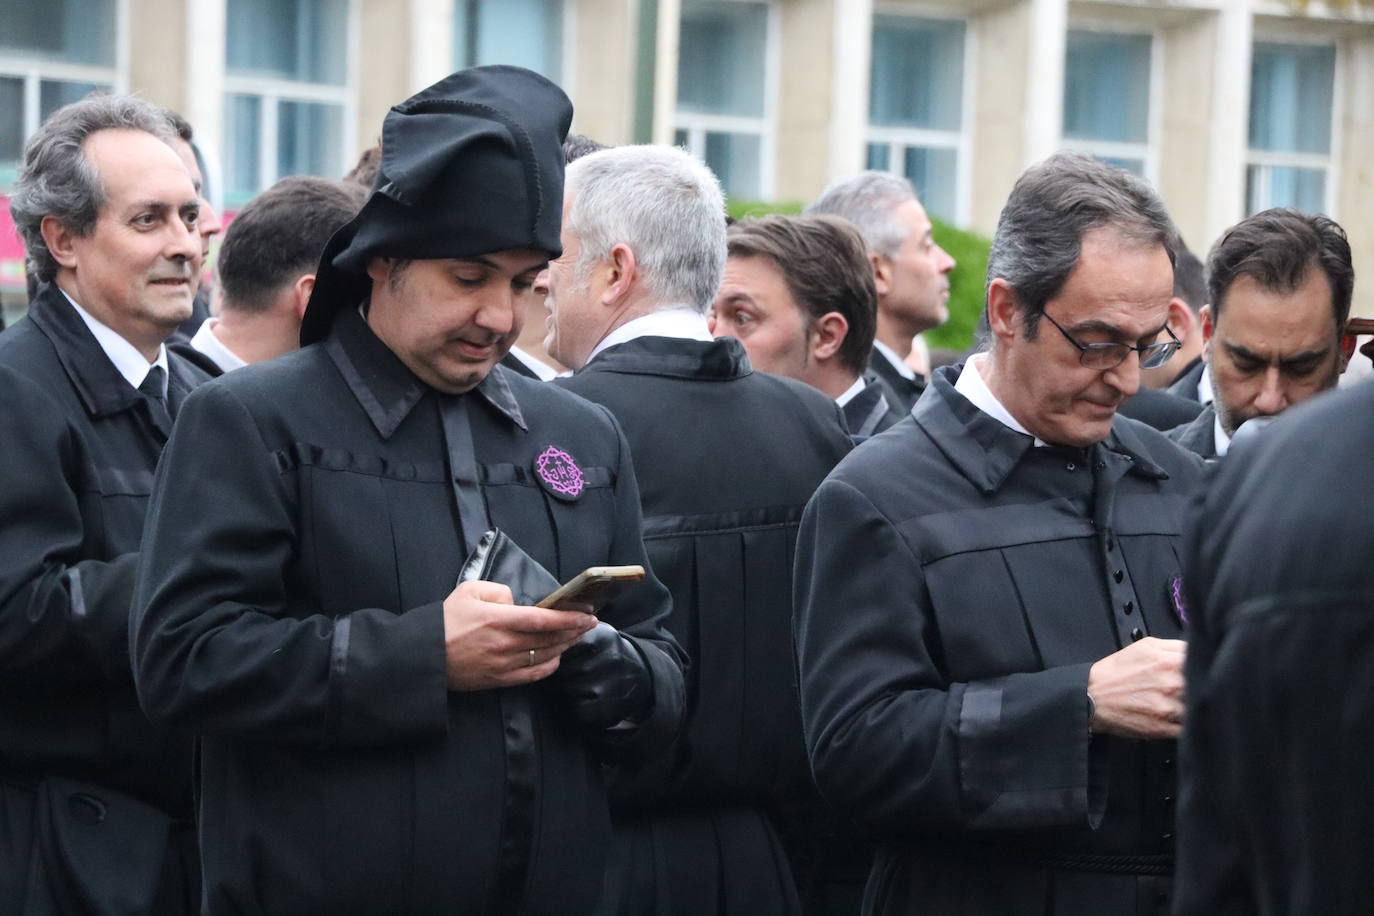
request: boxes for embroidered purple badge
[535,446,584,498]
[1169,575,1189,626]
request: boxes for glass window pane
[1,77,25,189]
[866,143,890,171]
[454,0,563,79]
[674,128,690,148]
[224,94,262,208]
[39,80,108,122]
[278,100,344,183]
[902,146,958,221]
[1246,164,1326,214]
[0,0,116,66]
[226,0,348,85]
[677,0,768,118]
[1249,43,1335,155]
[869,16,964,131]
[1097,155,1146,177]
[704,131,761,199]
[1063,31,1151,144]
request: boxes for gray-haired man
[0,94,209,912]
[796,153,1204,914]
[807,171,956,410]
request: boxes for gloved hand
[548,621,654,734]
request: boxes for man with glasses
[795,153,1205,914]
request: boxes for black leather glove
[550,621,654,734]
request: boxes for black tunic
[558,336,854,914]
[1118,387,1204,432]
[867,346,924,413]
[1176,382,1374,914]
[1166,404,1218,459]
[795,366,1204,915]
[0,283,208,912]
[842,373,904,441]
[130,309,686,914]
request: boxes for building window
[0,0,120,189]
[864,15,965,223]
[1247,41,1335,215]
[455,0,564,80]
[224,0,352,208]
[674,0,773,200]
[1062,29,1153,177]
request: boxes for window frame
[452,0,575,86]
[672,0,780,201]
[863,4,972,226]
[1244,33,1341,217]
[0,0,129,188]
[1058,21,1162,186]
[221,0,359,207]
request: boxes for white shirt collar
[506,345,560,381]
[62,289,168,395]
[1197,363,1214,405]
[954,353,1046,446]
[872,338,917,381]
[834,375,867,407]
[190,317,248,374]
[1213,410,1231,456]
[587,307,713,363]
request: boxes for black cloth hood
[301,66,573,345]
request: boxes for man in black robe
[1175,380,1374,914]
[712,214,903,441]
[795,153,1205,914]
[544,144,854,914]
[1167,209,1353,459]
[0,95,209,913]
[130,68,685,914]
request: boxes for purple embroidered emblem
[535,446,584,498]
[1170,576,1189,626]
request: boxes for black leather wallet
[458,528,561,606]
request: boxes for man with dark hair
[713,214,902,438]
[1149,243,1207,392]
[130,68,685,913]
[172,176,364,375]
[796,152,1203,914]
[343,141,381,190]
[162,109,223,338]
[0,94,208,913]
[806,171,956,411]
[1168,209,1353,459]
[546,145,853,914]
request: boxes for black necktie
[139,365,171,425]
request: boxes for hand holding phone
[537,565,645,613]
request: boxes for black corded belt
[441,395,537,914]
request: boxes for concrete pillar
[569,0,640,144]
[825,0,872,188]
[1200,0,1252,250]
[410,0,457,93]
[357,0,415,151]
[182,0,226,162]
[651,0,681,145]
[966,0,1066,235]
[775,0,837,201]
[1157,11,1221,254]
[1337,30,1374,317]
[128,0,192,111]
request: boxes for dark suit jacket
[1177,382,1374,914]
[559,335,854,914]
[1119,386,1205,431]
[0,283,209,911]
[499,348,541,379]
[168,338,226,378]
[843,373,904,440]
[1167,404,1219,459]
[868,346,925,413]
[1165,357,1205,403]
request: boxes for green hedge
[724,199,991,352]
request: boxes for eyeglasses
[1042,312,1181,370]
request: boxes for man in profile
[1168,209,1354,458]
[713,213,902,438]
[131,68,685,913]
[796,153,1203,914]
[807,171,956,411]
[173,175,364,375]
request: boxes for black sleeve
[0,371,139,686]
[794,476,1101,837]
[130,383,450,749]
